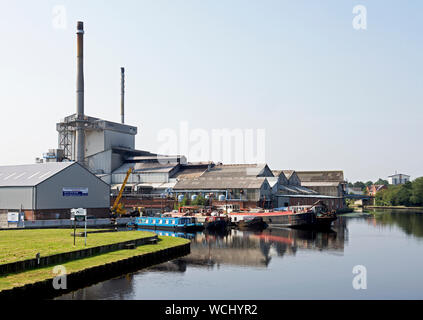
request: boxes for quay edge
[0,242,190,300]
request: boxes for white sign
[71,208,87,217]
[8,212,19,223]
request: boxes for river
[57,209,423,300]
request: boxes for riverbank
[0,229,190,299]
[365,205,423,211]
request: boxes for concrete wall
[85,130,105,158]
[35,163,110,210]
[105,130,135,150]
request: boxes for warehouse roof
[0,162,75,187]
[296,171,345,182]
[301,181,342,187]
[174,177,268,190]
[172,167,208,180]
[282,170,296,180]
[201,164,272,178]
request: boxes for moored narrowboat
[237,216,268,230]
[204,216,229,231]
[131,216,204,232]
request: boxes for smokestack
[121,67,125,124]
[75,21,85,164]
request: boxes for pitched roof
[301,181,341,187]
[201,164,271,178]
[172,167,208,180]
[282,170,295,179]
[174,177,268,190]
[296,171,345,183]
[0,162,75,187]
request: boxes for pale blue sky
[0,0,422,182]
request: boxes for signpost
[7,212,19,223]
[70,208,87,246]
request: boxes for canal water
[57,210,423,300]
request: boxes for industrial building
[296,171,347,198]
[28,20,346,217]
[0,162,110,227]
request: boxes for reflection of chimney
[75,21,85,164]
[121,67,125,124]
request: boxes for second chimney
[121,67,125,124]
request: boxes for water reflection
[57,210,423,300]
[342,209,423,239]
[128,218,348,273]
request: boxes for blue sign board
[63,188,88,197]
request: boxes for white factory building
[0,162,110,226]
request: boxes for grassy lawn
[0,229,155,265]
[0,236,189,292]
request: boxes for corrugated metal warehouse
[0,162,110,223]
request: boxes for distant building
[367,184,387,197]
[388,173,410,185]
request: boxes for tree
[392,182,412,206]
[375,178,389,186]
[365,181,373,187]
[353,181,366,190]
[411,177,423,206]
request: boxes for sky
[0,0,422,182]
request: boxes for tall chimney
[121,67,125,124]
[75,21,85,164]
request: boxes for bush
[375,179,423,207]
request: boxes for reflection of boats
[130,216,203,232]
[204,216,229,231]
[135,228,198,240]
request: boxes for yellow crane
[111,167,133,217]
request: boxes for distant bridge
[344,194,372,200]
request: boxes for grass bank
[0,229,154,265]
[0,236,189,293]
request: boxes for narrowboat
[204,216,229,231]
[236,216,268,230]
[130,216,204,232]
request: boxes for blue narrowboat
[130,216,204,232]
